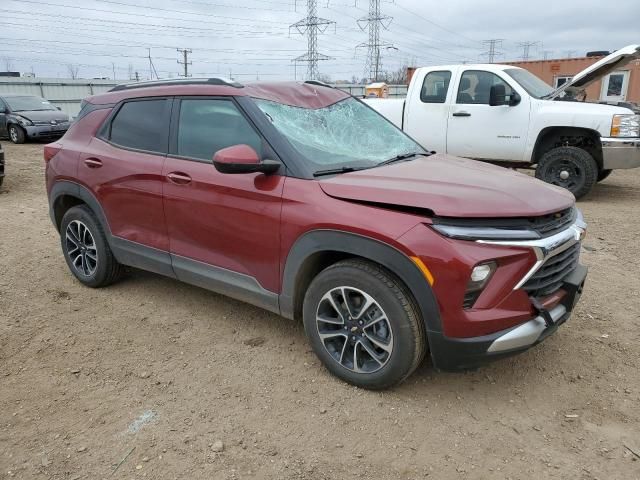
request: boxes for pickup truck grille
[523,242,581,297]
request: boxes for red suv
[45,78,587,389]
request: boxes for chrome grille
[523,242,581,297]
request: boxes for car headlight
[611,114,640,138]
[16,116,33,127]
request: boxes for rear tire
[8,125,25,144]
[302,259,426,390]
[597,169,612,182]
[535,146,597,199]
[60,205,123,288]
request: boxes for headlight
[16,116,33,127]
[610,114,640,138]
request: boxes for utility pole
[177,48,192,77]
[356,0,394,82]
[517,41,540,61]
[147,48,159,80]
[134,71,140,82]
[481,39,504,63]
[111,62,116,80]
[290,0,335,81]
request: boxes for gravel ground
[1,142,639,480]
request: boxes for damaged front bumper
[428,264,588,371]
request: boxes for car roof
[86,78,351,109]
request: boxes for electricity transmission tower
[542,50,554,60]
[481,39,504,63]
[517,41,541,61]
[356,0,395,82]
[290,0,335,81]
[177,48,192,77]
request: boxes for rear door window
[175,99,263,162]
[108,99,170,153]
[420,71,452,103]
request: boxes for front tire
[535,146,597,199]
[60,205,123,287]
[8,124,25,144]
[302,259,426,390]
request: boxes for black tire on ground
[535,146,598,199]
[8,124,26,144]
[302,259,427,390]
[60,205,123,288]
[597,169,612,182]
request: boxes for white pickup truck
[365,45,640,198]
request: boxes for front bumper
[601,136,640,169]
[24,124,68,139]
[428,264,588,371]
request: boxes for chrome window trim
[477,211,586,291]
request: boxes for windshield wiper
[313,166,365,177]
[376,151,427,167]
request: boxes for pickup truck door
[446,69,530,162]
[403,69,453,153]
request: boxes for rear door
[446,69,530,161]
[78,98,171,254]
[403,69,453,153]
[162,97,284,298]
[0,98,8,137]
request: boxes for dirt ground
[1,141,639,480]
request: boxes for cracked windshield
[255,97,425,169]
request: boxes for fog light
[463,261,497,309]
[471,264,492,283]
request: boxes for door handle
[83,157,103,168]
[452,111,471,117]
[167,172,192,185]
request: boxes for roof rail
[109,77,243,92]
[304,80,334,89]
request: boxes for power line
[356,0,395,82]
[516,41,541,61]
[481,39,504,63]
[177,48,193,77]
[289,0,335,80]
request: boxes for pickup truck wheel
[535,146,597,199]
[302,259,426,390]
[597,169,612,182]
[60,205,123,288]
[8,125,26,144]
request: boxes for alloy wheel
[65,220,98,276]
[315,286,394,373]
[9,127,18,143]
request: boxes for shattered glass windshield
[254,97,426,171]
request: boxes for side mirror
[213,144,280,175]
[489,84,507,106]
[490,84,521,107]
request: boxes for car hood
[318,154,575,218]
[12,110,69,123]
[548,44,640,99]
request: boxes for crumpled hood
[318,154,575,218]
[14,110,69,123]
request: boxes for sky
[1,0,639,82]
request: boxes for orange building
[505,55,640,104]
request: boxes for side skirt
[111,236,279,315]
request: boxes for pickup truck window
[504,68,554,99]
[420,71,451,103]
[457,71,513,105]
[255,97,425,170]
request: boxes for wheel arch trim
[49,180,112,237]
[280,229,442,333]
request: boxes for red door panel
[77,137,168,251]
[162,157,284,293]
